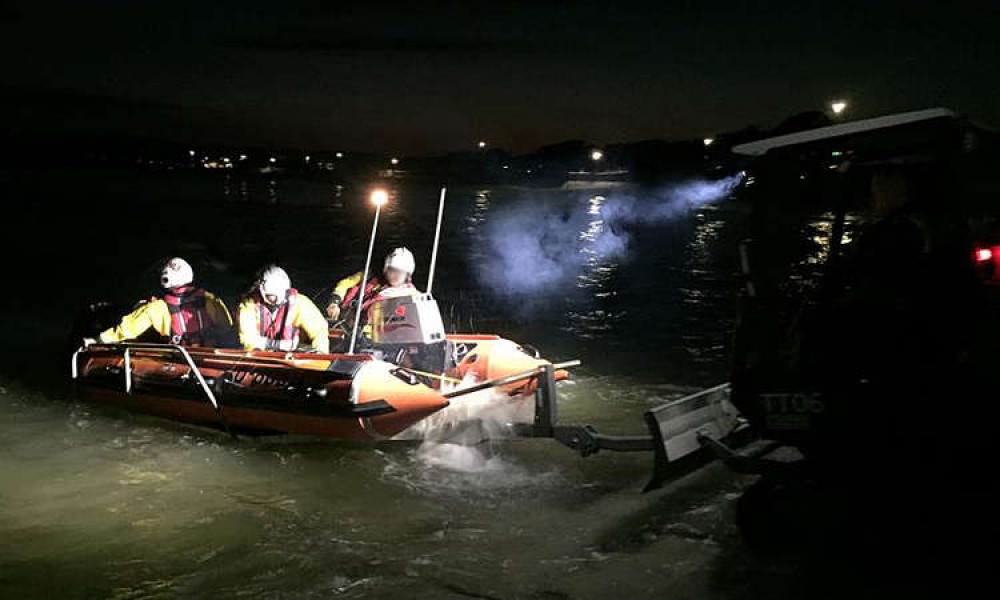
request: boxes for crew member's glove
[326,303,341,320]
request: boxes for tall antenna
[426,186,447,295]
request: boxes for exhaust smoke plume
[476,175,743,296]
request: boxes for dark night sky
[1,0,997,153]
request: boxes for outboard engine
[370,294,446,345]
[369,294,448,376]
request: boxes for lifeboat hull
[73,345,450,441]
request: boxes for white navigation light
[831,100,847,115]
[703,137,714,147]
[370,189,389,206]
[590,149,603,161]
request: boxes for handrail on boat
[129,344,221,410]
[74,342,220,409]
[73,342,235,437]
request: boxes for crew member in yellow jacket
[236,265,329,353]
[325,248,420,330]
[85,257,234,347]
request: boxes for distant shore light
[478,140,487,149]
[390,157,399,165]
[590,149,603,161]
[370,189,389,206]
[831,100,848,115]
[336,152,344,158]
[703,137,714,147]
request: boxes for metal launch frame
[514,364,757,491]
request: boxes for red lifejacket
[342,278,385,313]
[258,288,300,349]
[342,278,415,324]
[163,286,213,345]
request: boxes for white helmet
[258,265,291,304]
[161,257,194,289]
[384,247,415,276]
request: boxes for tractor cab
[728,108,999,473]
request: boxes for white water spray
[394,373,536,472]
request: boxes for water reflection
[804,211,862,266]
[568,194,625,339]
[466,189,491,235]
[267,179,278,204]
[687,209,724,269]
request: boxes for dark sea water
[1,169,825,599]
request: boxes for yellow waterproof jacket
[332,271,374,305]
[236,292,330,353]
[98,292,232,344]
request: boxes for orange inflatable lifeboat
[72,294,574,441]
